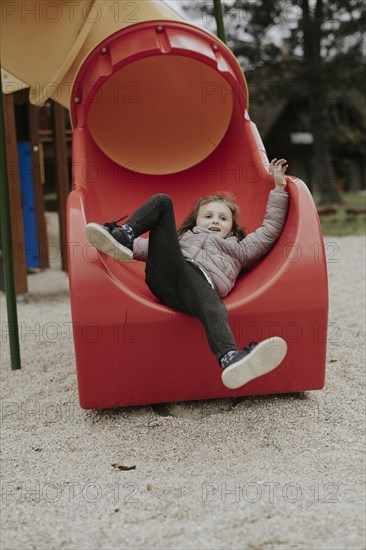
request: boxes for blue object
[17,142,40,268]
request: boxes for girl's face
[196,200,233,239]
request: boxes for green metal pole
[213,0,227,44]
[0,85,21,370]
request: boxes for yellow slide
[2,0,213,109]
[1,0,243,173]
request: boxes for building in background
[248,75,366,194]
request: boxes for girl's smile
[196,201,233,239]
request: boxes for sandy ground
[1,215,365,550]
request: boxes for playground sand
[1,229,365,550]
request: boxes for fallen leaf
[111,463,136,471]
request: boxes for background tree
[180,0,365,204]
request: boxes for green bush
[314,192,366,236]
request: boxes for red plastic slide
[67,21,328,409]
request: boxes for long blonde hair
[177,193,245,240]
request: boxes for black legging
[126,194,238,361]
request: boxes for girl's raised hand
[270,158,288,191]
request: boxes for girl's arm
[270,158,288,191]
[236,159,289,266]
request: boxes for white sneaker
[221,337,288,389]
[85,223,133,262]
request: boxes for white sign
[291,132,314,144]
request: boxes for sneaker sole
[85,223,133,263]
[221,337,288,390]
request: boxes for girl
[85,158,289,390]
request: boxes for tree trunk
[309,91,342,204]
[302,0,342,204]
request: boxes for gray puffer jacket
[133,190,289,298]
